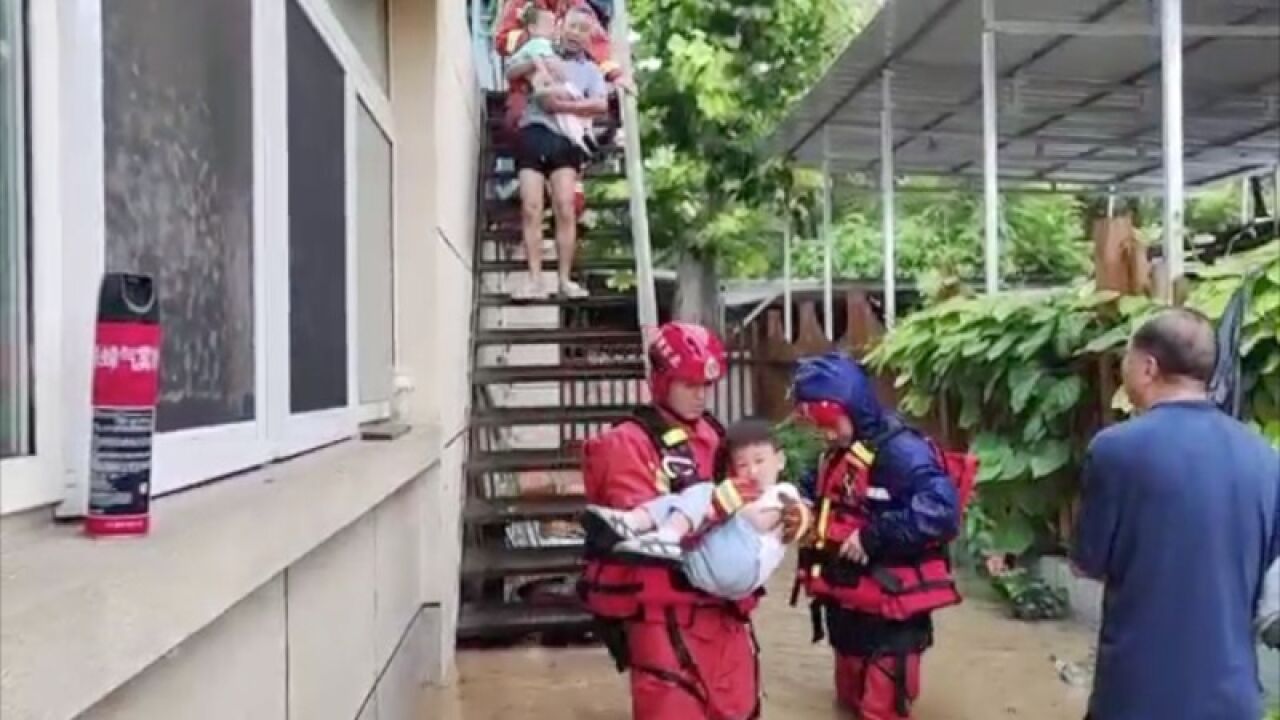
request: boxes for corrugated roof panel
[766,0,1280,188]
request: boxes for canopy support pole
[822,127,834,341]
[783,218,794,341]
[981,0,1000,295]
[1274,165,1279,222]
[1160,0,1185,302]
[611,0,659,352]
[880,69,897,328]
[1241,175,1251,223]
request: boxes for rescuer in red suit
[579,322,808,720]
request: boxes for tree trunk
[674,251,723,333]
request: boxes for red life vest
[578,407,761,624]
[795,429,978,622]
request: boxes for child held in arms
[584,418,809,601]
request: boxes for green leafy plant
[627,0,874,322]
[774,417,825,486]
[990,569,1070,621]
[866,287,1157,558]
[785,184,1091,284]
[1187,245,1280,446]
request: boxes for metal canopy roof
[767,0,1280,190]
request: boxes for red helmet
[793,400,851,433]
[647,322,726,401]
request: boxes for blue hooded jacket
[793,352,959,559]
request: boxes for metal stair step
[485,197,629,220]
[475,257,634,273]
[467,449,579,474]
[464,495,588,523]
[475,327,640,346]
[477,292,635,308]
[462,544,584,578]
[471,404,633,427]
[457,601,593,641]
[473,362,645,385]
[481,226,628,245]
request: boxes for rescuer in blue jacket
[791,352,961,720]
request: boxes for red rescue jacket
[579,407,761,623]
[795,434,977,622]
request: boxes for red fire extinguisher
[86,273,161,538]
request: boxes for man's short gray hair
[1130,307,1217,384]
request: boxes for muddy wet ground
[421,571,1096,719]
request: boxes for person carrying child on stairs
[507,6,599,159]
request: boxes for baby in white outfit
[585,418,808,601]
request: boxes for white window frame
[37,0,396,517]
[352,94,396,426]
[1,0,64,514]
[286,0,396,434]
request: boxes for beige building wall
[391,0,479,681]
[81,472,439,720]
[0,0,479,715]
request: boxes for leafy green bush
[866,287,1156,557]
[990,569,1070,621]
[787,187,1091,284]
[1187,245,1280,446]
[774,418,826,486]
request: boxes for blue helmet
[792,352,888,438]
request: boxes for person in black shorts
[504,7,609,301]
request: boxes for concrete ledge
[0,427,441,720]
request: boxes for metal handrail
[610,0,658,366]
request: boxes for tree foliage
[781,186,1092,283]
[1186,245,1280,445]
[630,0,876,266]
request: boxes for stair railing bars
[469,0,506,91]
[610,0,659,371]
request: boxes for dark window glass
[1,0,29,456]
[102,0,256,433]
[287,0,348,413]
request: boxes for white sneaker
[510,276,548,302]
[559,278,589,299]
[581,506,642,547]
[614,534,683,563]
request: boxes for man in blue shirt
[1074,307,1280,720]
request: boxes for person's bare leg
[548,166,583,294]
[518,167,547,295]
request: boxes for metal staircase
[457,116,656,643]
[458,0,657,643]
